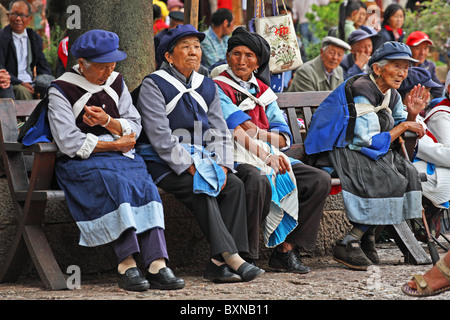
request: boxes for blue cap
[368,41,419,67]
[70,29,127,63]
[347,28,378,45]
[158,24,205,60]
[398,67,443,96]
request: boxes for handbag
[253,0,303,74]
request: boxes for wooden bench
[0,92,431,291]
[0,98,68,290]
[276,91,432,266]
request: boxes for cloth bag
[253,0,303,74]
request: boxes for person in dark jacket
[0,64,14,99]
[0,0,52,100]
[378,4,406,44]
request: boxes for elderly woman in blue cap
[305,41,428,271]
[47,29,184,291]
[136,24,264,283]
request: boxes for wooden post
[245,0,255,29]
[232,0,243,25]
[183,0,199,29]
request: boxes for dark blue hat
[347,28,378,45]
[398,67,442,96]
[368,41,418,67]
[158,24,205,60]
[71,29,127,63]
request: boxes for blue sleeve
[216,85,251,130]
[349,95,392,160]
[266,100,293,145]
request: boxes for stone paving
[0,240,449,302]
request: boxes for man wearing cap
[341,28,379,79]
[0,0,52,100]
[407,31,444,98]
[288,36,350,92]
[46,29,185,292]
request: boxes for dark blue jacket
[0,25,52,85]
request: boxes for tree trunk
[66,0,154,91]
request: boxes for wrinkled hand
[0,69,11,89]
[83,105,109,127]
[115,133,136,153]
[266,154,290,175]
[353,51,371,69]
[406,84,429,117]
[402,121,426,139]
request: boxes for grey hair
[369,59,390,74]
[79,58,92,69]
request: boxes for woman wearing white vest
[136,24,264,283]
[47,30,184,291]
[213,27,332,274]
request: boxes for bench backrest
[277,91,331,160]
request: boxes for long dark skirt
[55,152,165,247]
[328,147,422,225]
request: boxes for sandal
[402,259,450,297]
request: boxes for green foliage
[43,25,65,76]
[304,1,341,60]
[403,0,450,67]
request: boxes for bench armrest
[3,142,58,153]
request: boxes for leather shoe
[268,249,311,274]
[235,262,265,282]
[204,261,242,283]
[146,267,185,290]
[117,267,150,291]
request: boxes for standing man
[201,8,235,69]
[0,0,52,100]
[288,36,350,92]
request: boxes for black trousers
[235,162,332,259]
[158,172,249,258]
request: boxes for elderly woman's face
[226,45,260,81]
[165,36,202,77]
[79,59,116,85]
[374,59,409,92]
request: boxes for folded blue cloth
[136,143,225,197]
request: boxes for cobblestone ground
[0,241,449,303]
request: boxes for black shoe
[268,249,311,274]
[146,267,185,290]
[204,261,242,283]
[361,229,380,264]
[117,267,150,291]
[235,262,265,282]
[333,240,372,271]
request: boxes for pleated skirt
[329,148,422,225]
[55,152,165,247]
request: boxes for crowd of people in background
[0,0,449,298]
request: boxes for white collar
[226,67,260,92]
[12,30,28,39]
